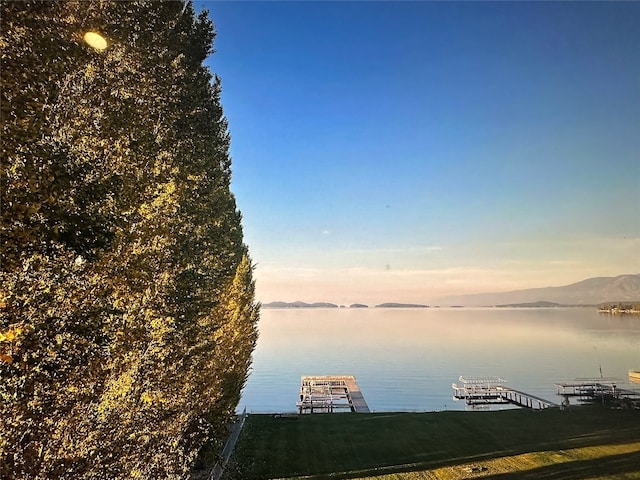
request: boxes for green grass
[223,406,640,479]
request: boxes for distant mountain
[349,304,369,308]
[375,303,429,308]
[262,301,338,309]
[435,274,640,307]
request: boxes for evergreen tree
[0,2,259,478]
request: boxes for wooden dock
[452,376,557,410]
[297,376,370,413]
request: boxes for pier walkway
[297,375,370,413]
[499,387,558,409]
[452,376,557,410]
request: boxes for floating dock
[452,376,557,410]
[297,375,370,413]
[555,378,640,406]
[555,378,620,399]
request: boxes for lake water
[238,308,640,413]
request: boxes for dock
[297,375,370,413]
[555,378,640,406]
[452,376,557,410]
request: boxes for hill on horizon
[262,301,339,309]
[434,274,640,307]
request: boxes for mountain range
[261,274,640,309]
[434,274,640,307]
[261,301,430,309]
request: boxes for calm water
[239,308,640,413]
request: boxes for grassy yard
[222,406,640,479]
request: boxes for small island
[495,301,564,308]
[262,301,339,309]
[375,303,429,308]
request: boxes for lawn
[222,406,640,479]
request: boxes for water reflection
[240,308,640,412]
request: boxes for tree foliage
[0,1,259,478]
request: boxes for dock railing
[298,375,370,413]
[453,376,556,409]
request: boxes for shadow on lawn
[481,451,640,479]
[304,438,640,480]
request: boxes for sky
[198,1,640,306]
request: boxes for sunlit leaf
[0,353,13,365]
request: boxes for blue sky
[199,1,639,305]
